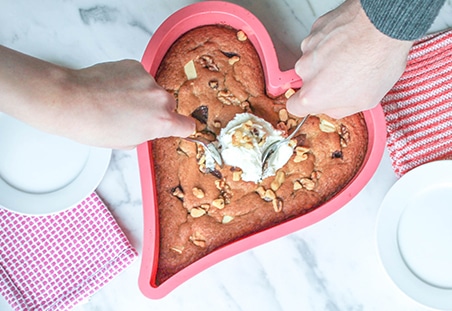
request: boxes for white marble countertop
[1,1,451,310]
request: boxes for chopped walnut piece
[340,124,351,147]
[272,198,283,212]
[190,232,206,248]
[271,171,286,191]
[287,118,297,129]
[170,246,184,254]
[221,191,233,205]
[177,139,195,157]
[293,146,309,162]
[222,215,234,224]
[243,120,253,128]
[299,178,316,191]
[213,120,222,128]
[231,130,243,146]
[319,119,336,133]
[255,186,266,198]
[240,100,251,111]
[232,169,243,181]
[263,189,276,202]
[295,146,310,154]
[340,138,348,148]
[192,187,205,199]
[284,88,296,99]
[196,144,204,159]
[288,139,297,148]
[197,154,206,165]
[293,180,303,191]
[198,163,208,174]
[217,90,241,106]
[198,55,219,71]
[215,178,233,204]
[237,30,247,41]
[171,186,185,200]
[190,207,207,218]
[212,198,225,209]
[215,179,226,190]
[279,109,289,122]
[228,55,240,65]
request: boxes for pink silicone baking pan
[137,1,386,299]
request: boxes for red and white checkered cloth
[381,29,452,177]
[0,192,137,311]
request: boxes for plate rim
[0,147,111,215]
[376,160,452,310]
[0,113,111,215]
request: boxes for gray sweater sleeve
[360,0,446,40]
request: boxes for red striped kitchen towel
[381,29,452,177]
[0,192,137,311]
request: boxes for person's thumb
[166,113,196,138]
[286,90,313,118]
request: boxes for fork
[261,114,310,167]
[184,136,223,167]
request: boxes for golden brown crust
[152,25,368,284]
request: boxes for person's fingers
[286,90,311,117]
[161,112,196,139]
[286,80,364,120]
[300,37,310,54]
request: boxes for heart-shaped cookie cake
[152,25,368,284]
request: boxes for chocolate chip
[191,106,208,124]
[221,51,239,58]
[209,79,219,89]
[332,150,343,159]
[171,185,185,201]
[210,169,222,179]
[294,134,307,147]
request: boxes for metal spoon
[184,136,223,167]
[261,114,310,167]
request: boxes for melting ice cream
[208,113,294,183]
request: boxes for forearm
[0,45,194,148]
[360,0,446,40]
[0,45,73,132]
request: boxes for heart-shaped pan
[137,1,386,299]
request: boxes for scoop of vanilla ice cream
[210,113,294,183]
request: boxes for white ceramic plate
[376,160,452,310]
[0,113,111,215]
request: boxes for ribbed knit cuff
[360,0,446,41]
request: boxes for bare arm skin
[0,45,195,149]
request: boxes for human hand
[63,60,195,149]
[286,0,414,119]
